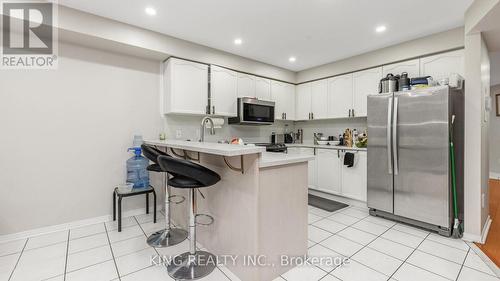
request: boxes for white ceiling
[58,0,473,71]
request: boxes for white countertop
[144,139,266,157]
[287,143,367,151]
[259,152,315,168]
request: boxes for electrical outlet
[176,129,182,139]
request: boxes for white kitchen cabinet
[271,81,295,120]
[316,149,342,194]
[255,77,272,100]
[310,80,328,120]
[353,67,382,117]
[420,49,464,80]
[341,151,367,201]
[211,65,238,117]
[288,148,316,189]
[237,73,256,98]
[383,59,420,78]
[327,74,353,118]
[163,58,209,115]
[295,83,312,120]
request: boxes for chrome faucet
[199,116,216,142]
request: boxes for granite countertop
[286,143,367,151]
[259,152,315,168]
[144,139,266,157]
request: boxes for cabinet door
[383,59,420,78]
[211,65,238,117]
[420,49,464,80]
[311,80,328,120]
[237,73,256,98]
[164,58,208,115]
[353,67,382,117]
[271,81,295,120]
[327,74,353,118]
[316,149,342,194]
[341,151,367,202]
[295,83,312,120]
[255,77,271,100]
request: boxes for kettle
[379,73,399,93]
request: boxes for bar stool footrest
[168,195,185,204]
[195,214,214,226]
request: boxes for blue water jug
[126,147,149,188]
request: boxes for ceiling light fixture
[234,38,243,45]
[375,25,387,33]
[145,7,157,16]
[289,57,296,62]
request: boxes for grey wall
[0,42,163,235]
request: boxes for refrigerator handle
[393,97,399,175]
[387,97,393,175]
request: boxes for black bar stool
[141,145,188,247]
[157,155,221,280]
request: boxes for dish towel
[344,152,355,167]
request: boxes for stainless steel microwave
[228,97,275,125]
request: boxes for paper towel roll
[205,118,225,129]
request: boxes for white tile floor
[0,205,499,281]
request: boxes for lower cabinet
[341,151,367,202]
[289,147,367,202]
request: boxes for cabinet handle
[352,109,355,117]
[212,106,215,115]
[349,109,351,117]
[311,112,314,120]
[284,113,287,120]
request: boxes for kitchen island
[144,139,313,281]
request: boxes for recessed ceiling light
[145,7,157,16]
[234,38,243,45]
[289,57,296,62]
[375,25,387,33]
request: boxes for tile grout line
[7,238,28,281]
[103,222,121,281]
[455,248,470,281]
[63,230,70,281]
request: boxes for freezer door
[393,87,450,227]
[367,93,393,213]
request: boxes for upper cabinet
[420,49,464,80]
[296,83,312,121]
[255,77,272,100]
[383,59,420,78]
[310,80,328,120]
[327,74,353,119]
[271,81,295,120]
[237,73,256,98]
[211,65,238,117]
[353,67,382,117]
[163,58,209,115]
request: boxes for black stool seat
[158,155,221,188]
[147,164,162,172]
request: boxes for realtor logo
[1,1,58,69]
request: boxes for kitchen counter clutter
[287,143,367,151]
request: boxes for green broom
[450,115,463,238]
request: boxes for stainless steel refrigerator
[367,85,464,236]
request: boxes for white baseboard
[490,172,500,180]
[463,215,492,244]
[0,204,163,244]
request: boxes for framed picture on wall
[497,94,500,117]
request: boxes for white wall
[296,27,464,83]
[464,32,491,241]
[0,42,163,235]
[490,84,500,177]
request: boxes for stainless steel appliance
[271,133,293,144]
[254,143,288,153]
[228,97,275,125]
[367,85,464,236]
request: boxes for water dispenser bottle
[126,147,149,188]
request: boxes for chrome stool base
[167,251,217,280]
[147,228,188,248]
